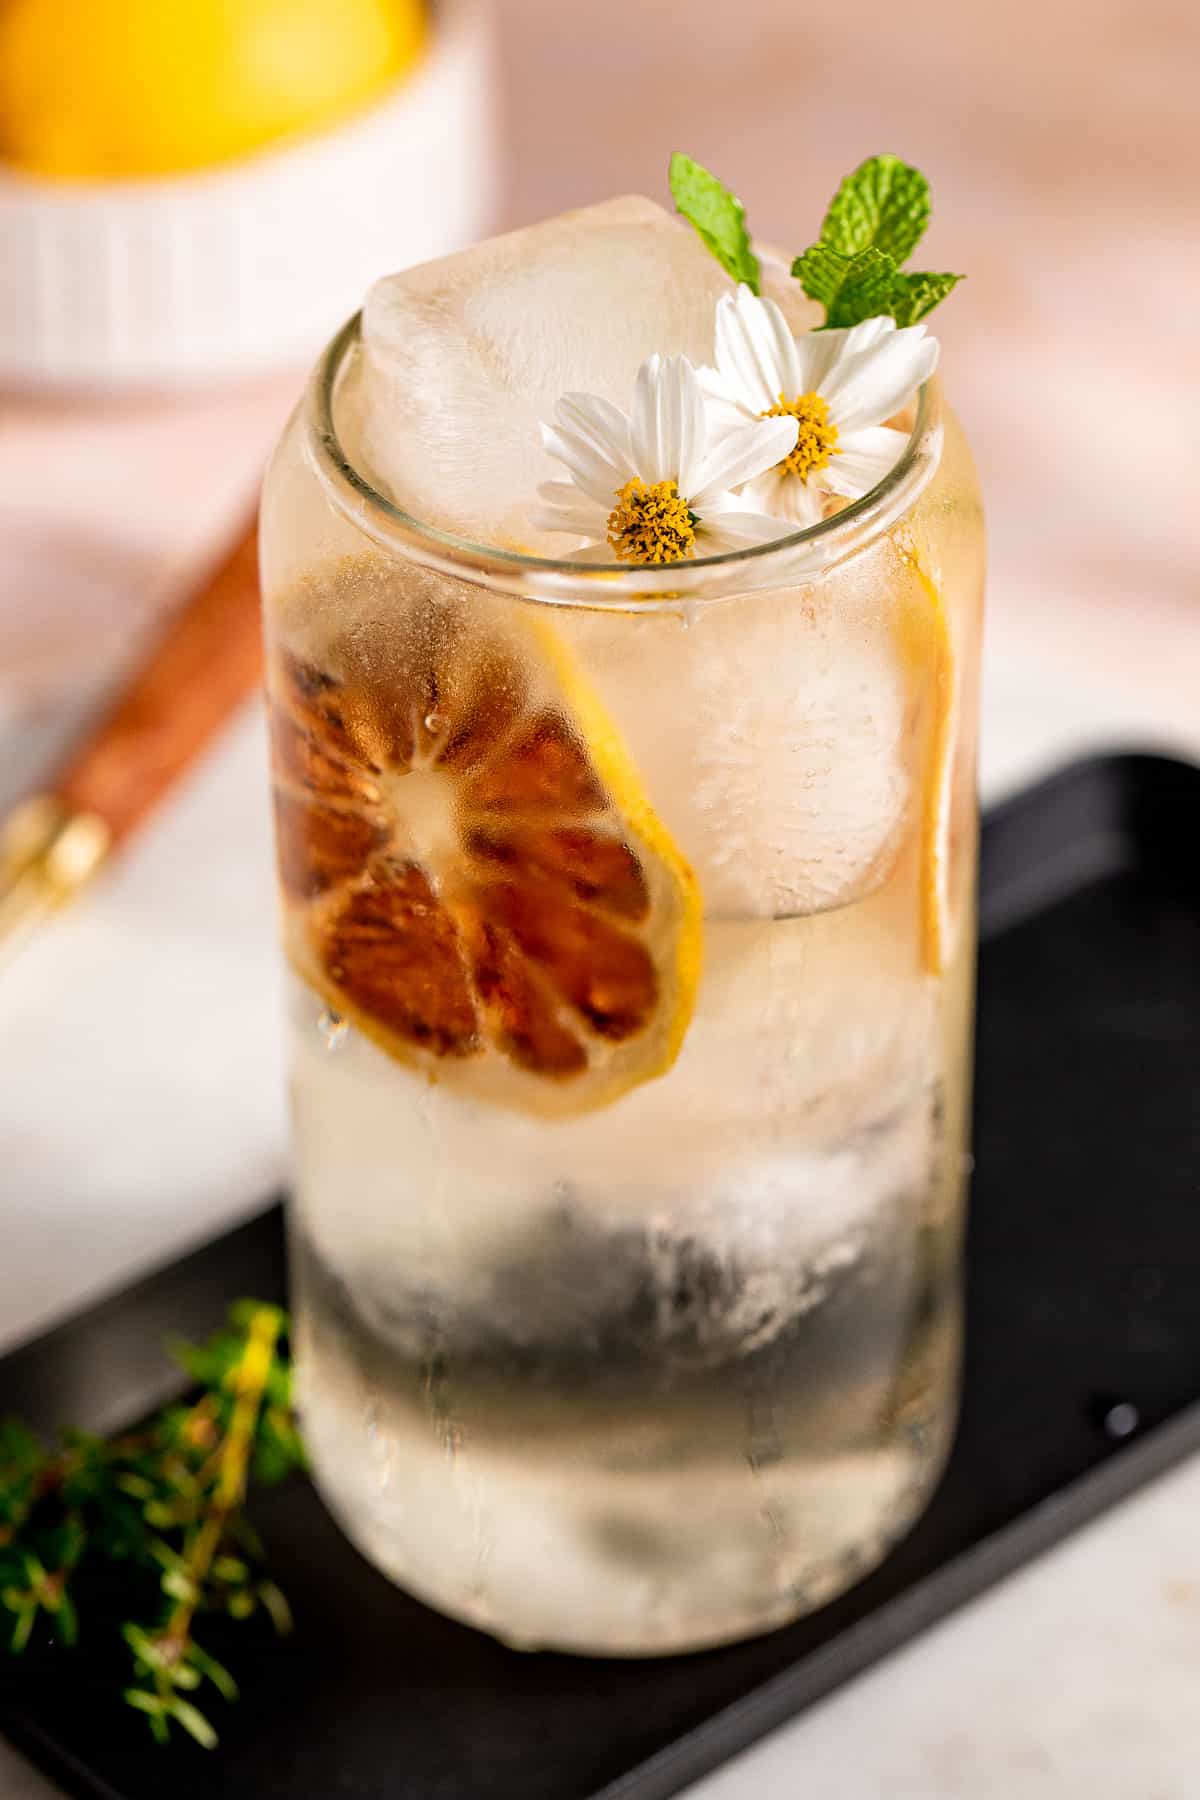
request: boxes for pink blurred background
[501,0,1199,704]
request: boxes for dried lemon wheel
[269,567,701,1116]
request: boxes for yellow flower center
[761,390,839,484]
[606,477,697,564]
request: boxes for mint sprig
[792,154,963,329]
[669,153,761,295]
[667,149,962,331]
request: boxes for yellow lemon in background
[0,0,426,180]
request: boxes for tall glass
[260,317,985,1655]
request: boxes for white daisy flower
[705,284,941,527]
[533,352,800,565]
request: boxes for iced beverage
[260,194,984,1653]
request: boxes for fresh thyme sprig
[0,1300,304,1749]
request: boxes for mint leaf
[795,248,962,329]
[793,155,961,327]
[827,249,901,329]
[890,270,964,325]
[791,243,899,329]
[669,153,761,294]
[822,155,930,264]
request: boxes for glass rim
[302,312,945,610]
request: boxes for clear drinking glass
[260,315,985,1655]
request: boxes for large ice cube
[336,196,818,551]
[560,546,930,917]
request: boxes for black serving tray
[4,752,1200,1800]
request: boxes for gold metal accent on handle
[0,795,112,964]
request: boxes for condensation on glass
[259,318,986,1655]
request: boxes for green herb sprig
[0,1301,304,1749]
[670,151,964,329]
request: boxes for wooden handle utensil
[0,514,262,964]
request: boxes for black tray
[4,752,1200,1800]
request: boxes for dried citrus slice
[268,572,701,1115]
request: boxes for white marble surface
[0,703,285,1356]
[1,647,1199,1797]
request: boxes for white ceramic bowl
[0,0,497,390]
